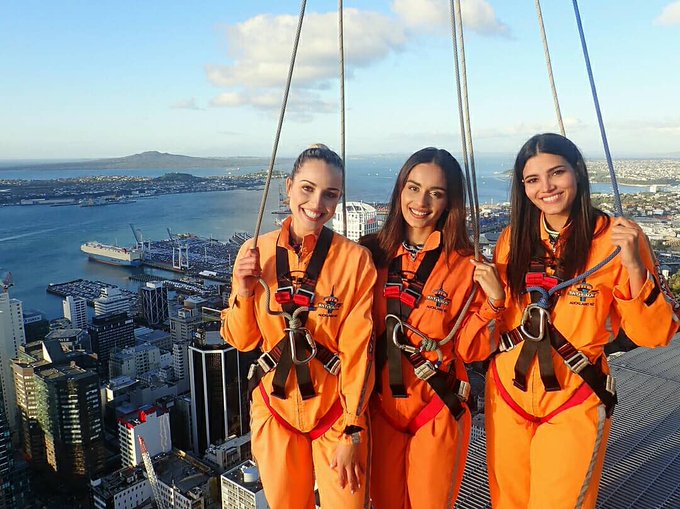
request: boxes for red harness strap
[490,360,593,425]
[376,395,446,435]
[258,383,343,440]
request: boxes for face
[286,158,343,239]
[399,162,448,241]
[522,152,578,229]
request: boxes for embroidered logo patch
[317,287,343,317]
[568,281,599,306]
[426,287,451,311]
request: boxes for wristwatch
[343,426,363,445]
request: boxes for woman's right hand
[470,259,505,303]
[234,248,261,297]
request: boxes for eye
[431,191,444,199]
[524,177,538,185]
[325,191,339,199]
[552,168,566,177]
[407,185,419,192]
[302,185,314,192]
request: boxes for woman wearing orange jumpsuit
[361,147,505,508]
[221,145,377,508]
[487,133,679,509]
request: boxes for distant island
[0,151,291,171]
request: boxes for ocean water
[0,155,641,319]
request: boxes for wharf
[46,279,138,307]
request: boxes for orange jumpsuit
[369,231,501,509]
[221,217,377,509]
[487,216,679,509]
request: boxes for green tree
[668,270,680,302]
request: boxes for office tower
[332,201,380,241]
[118,405,171,468]
[12,340,104,480]
[88,312,135,379]
[170,306,202,343]
[22,308,49,342]
[189,330,248,455]
[93,287,130,317]
[0,277,25,433]
[63,295,88,329]
[139,281,168,326]
[109,343,162,378]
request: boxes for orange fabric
[221,216,377,431]
[487,216,678,508]
[370,230,501,508]
[251,386,371,509]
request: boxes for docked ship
[80,242,143,266]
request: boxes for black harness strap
[381,246,442,398]
[271,226,334,400]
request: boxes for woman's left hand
[610,217,645,273]
[330,443,363,493]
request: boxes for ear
[285,177,293,196]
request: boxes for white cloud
[206,2,507,115]
[171,98,201,110]
[392,0,510,37]
[655,2,680,26]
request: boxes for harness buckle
[525,272,559,290]
[499,332,518,352]
[275,286,294,305]
[323,354,341,376]
[606,375,617,396]
[293,288,315,307]
[563,350,591,374]
[413,359,437,381]
[519,303,550,342]
[400,287,421,308]
[247,363,258,380]
[256,352,277,373]
[383,283,402,299]
[457,380,471,402]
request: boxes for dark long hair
[365,147,472,267]
[507,133,609,298]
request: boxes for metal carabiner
[390,319,419,355]
[287,327,317,365]
[519,303,550,342]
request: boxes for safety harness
[377,246,470,424]
[247,226,341,401]
[501,247,618,417]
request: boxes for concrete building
[139,281,169,326]
[90,466,153,509]
[0,282,26,433]
[88,312,135,379]
[63,295,88,329]
[332,201,380,241]
[118,405,171,468]
[135,328,172,351]
[189,330,248,455]
[45,327,90,352]
[203,433,251,472]
[22,308,49,342]
[221,460,269,509]
[109,343,162,379]
[93,287,130,317]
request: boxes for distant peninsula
[1,151,288,171]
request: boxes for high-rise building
[0,280,26,433]
[332,201,380,241]
[109,343,162,379]
[221,460,268,509]
[189,330,248,455]
[93,287,130,317]
[12,340,104,480]
[139,281,168,326]
[118,405,171,468]
[88,312,135,379]
[170,306,202,343]
[22,308,49,342]
[63,295,88,329]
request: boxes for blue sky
[1,0,679,160]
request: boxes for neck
[405,226,433,246]
[289,220,318,245]
[543,213,569,232]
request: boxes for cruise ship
[80,242,143,266]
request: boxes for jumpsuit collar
[396,230,442,260]
[278,216,322,256]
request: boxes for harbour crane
[138,435,167,509]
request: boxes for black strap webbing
[271,227,333,400]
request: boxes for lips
[302,208,323,220]
[541,192,563,203]
[409,207,430,218]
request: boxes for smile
[541,192,563,203]
[302,209,323,220]
[409,207,430,218]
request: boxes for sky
[1,0,679,160]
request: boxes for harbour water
[0,155,642,319]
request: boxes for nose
[539,175,555,193]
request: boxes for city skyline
[1,0,679,160]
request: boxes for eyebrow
[522,164,566,178]
[406,179,446,192]
[300,179,341,192]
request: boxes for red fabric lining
[376,395,445,435]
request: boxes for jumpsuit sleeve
[220,240,263,352]
[336,248,378,429]
[455,282,503,363]
[612,230,679,347]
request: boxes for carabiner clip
[287,328,317,365]
[391,320,418,354]
[519,303,550,342]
